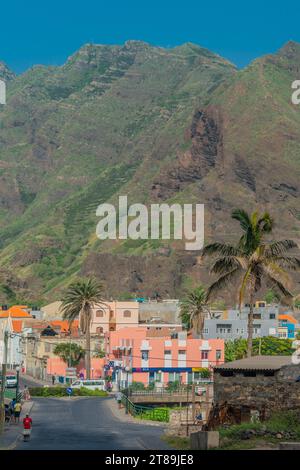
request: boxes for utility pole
[0,331,9,434]
[186,384,189,437]
[191,383,196,423]
[258,338,262,355]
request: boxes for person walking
[23,385,31,401]
[9,398,16,422]
[14,401,22,423]
[23,414,32,441]
[52,374,56,386]
[116,391,122,409]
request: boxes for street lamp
[15,366,20,401]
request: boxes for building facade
[203,305,279,340]
[91,301,139,335]
[105,326,224,389]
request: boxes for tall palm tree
[202,209,300,357]
[180,286,210,338]
[61,278,106,379]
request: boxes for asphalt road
[15,397,170,450]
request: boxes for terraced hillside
[0,40,299,303]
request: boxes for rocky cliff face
[0,41,299,303]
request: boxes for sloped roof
[51,320,79,332]
[214,355,292,371]
[0,305,32,318]
[12,320,23,333]
[279,314,297,324]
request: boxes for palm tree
[180,286,210,338]
[202,209,300,357]
[61,278,106,379]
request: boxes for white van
[71,379,106,391]
[6,374,17,388]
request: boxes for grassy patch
[162,435,190,450]
[218,410,300,449]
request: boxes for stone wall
[214,364,300,418]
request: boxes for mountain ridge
[0,41,299,304]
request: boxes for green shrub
[129,381,145,391]
[29,386,107,397]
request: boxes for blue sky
[1,0,300,73]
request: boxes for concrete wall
[139,301,180,324]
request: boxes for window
[96,327,103,334]
[269,313,276,320]
[253,314,261,319]
[216,349,222,360]
[169,372,180,382]
[216,324,232,335]
[124,310,131,318]
[141,351,149,361]
[220,370,234,377]
[178,350,186,355]
[96,309,104,318]
[154,372,162,382]
[201,350,209,360]
[203,328,209,334]
[243,371,257,377]
[253,325,261,335]
[164,350,171,355]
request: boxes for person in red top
[23,414,32,441]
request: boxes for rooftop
[214,355,292,371]
[0,305,32,318]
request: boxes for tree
[264,290,279,304]
[225,337,293,362]
[180,286,210,338]
[202,209,300,357]
[61,278,106,379]
[53,343,85,367]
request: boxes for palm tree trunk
[85,323,91,379]
[247,291,254,357]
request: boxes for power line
[8,332,224,365]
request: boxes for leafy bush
[166,381,180,391]
[29,386,107,397]
[147,382,155,390]
[129,381,145,391]
[198,368,211,379]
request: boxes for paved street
[15,397,170,450]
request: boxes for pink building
[47,357,105,379]
[105,327,224,388]
[91,301,139,335]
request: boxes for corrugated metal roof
[214,355,292,371]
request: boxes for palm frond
[202,243,241,257]
[206,268,240,301]
[265,240,298,257]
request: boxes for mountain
[0,40,299,304]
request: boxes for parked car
[5,374,17,388]
[70,379,106,391]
